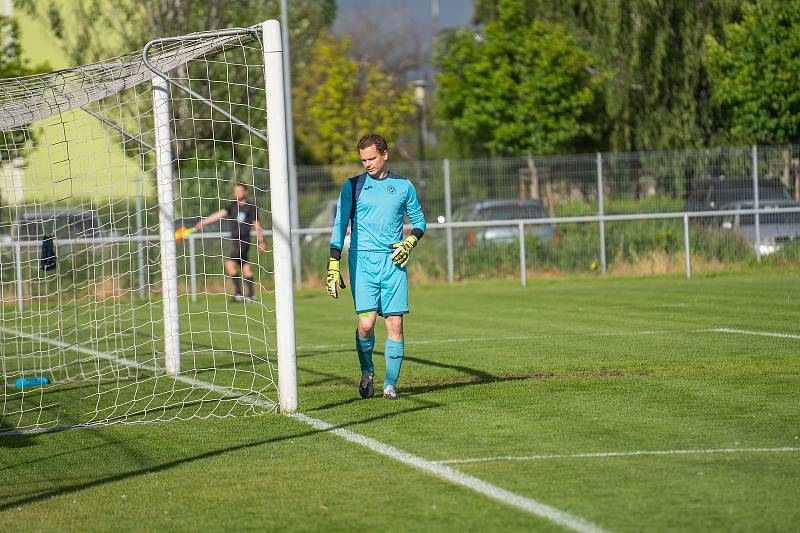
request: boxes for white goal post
[0,19,297,434]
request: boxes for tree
[292,31,414,166]
[18,0,335,69]
[17,0,337,169]
[434,0,601,156]
[471,0,744,152]
[706,0,800,144]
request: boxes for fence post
[752,144,761,261]
[683,214,692,279]
[518,221,527,287]
[596,152,607,274]
[188,235,197,303]
[444,159,454,283]
[14,242,23,313]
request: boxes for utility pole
[414,80,428,209]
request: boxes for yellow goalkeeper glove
[326,258,346,298]
[390,235,418,268]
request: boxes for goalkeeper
[326,133,426,400]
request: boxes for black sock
[244,276,254,297]
[232,276,242,295]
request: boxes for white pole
[444,159,454,283]
[262,20,298,413]
[518,221,526,288]
[279,0,302,289]
[596,152,607,274]
[752,144,761,261]
[683,214,692,279]
[152,75,181,376]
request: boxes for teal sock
[355,331,375,374]
[384,338,404,389]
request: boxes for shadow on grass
[304,352,596,409]
[0,436,145,472]
[301,349,510,411]
[0,423,38,449]
[299,365,352,387]
[0,401,437,511]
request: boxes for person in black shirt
[195,183,266,301]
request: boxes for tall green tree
[17,0,335,69]
[472,0,743,152]
[18,0,337,171]
[292,32,414,166]
[706,0,800,144]
[434,0,601,156]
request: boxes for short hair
[357,133,389,154]
[234,182,248,191]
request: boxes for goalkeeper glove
[390,235,418,268]
[326,258,346,298]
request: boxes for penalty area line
[436,447,800,465]
[288,412,609,533]
[703,328,800,340]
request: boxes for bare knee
[224,260,238,276]
[242,263,253,278]
[385,315,403,341]
[357,312,377,338]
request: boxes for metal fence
[2,144,799,305]
[293,144,800,286]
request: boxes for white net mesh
[0,25,282,434]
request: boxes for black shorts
[226,240,251,264]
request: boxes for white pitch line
[705,328,800,340]
[436,447,800,465]
[3,325,608,532]
[289,412,608,533]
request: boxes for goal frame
[142,20,297,412]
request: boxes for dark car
[450,199,559,245]
[686,177,800,254]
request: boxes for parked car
[16,208,117,241]
[686,177,800,254]
[449,199,559,245]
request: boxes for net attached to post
[0,24,284,434]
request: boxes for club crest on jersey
[387,186,396,194]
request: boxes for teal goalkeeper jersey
[330,171,426,253]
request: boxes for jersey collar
[366,169,390,180]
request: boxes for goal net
[0,20,297,434]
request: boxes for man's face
[234,185,247,202]
[359,144,389,176]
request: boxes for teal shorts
[349,250,408,316]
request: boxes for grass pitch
[1,266,799,532]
